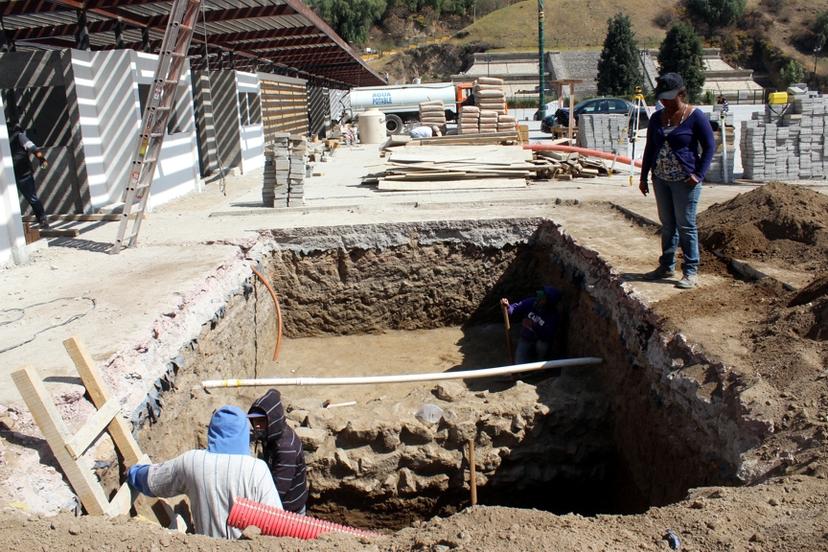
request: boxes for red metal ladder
[111,0,202,254]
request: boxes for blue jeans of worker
[653,176,702,277]
[515,339,549,364]
[16,174,46,221]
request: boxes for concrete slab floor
[0,140,826,513]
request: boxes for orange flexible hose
[523,144,643,167]
[251,267,283,362]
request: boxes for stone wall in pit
[291,376,612,528]
[260,220,548,337]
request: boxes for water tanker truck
[349,82,473,135]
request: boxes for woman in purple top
[639,73,715,289]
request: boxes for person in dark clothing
[10,124,49,228]
[248,389,308,514]
[500,286,562,364]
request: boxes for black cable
[0,296,96,354]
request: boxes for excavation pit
[133,218,762,532]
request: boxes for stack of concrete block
[474,77,507,114]
[287,135,307,207]
[497,113,516,133]
[706,108,736,183]
[741,87,828,180]
[262,133,291,207]
[459,105,480,134]
[419,100,446,130]
[576,114,627,153]
[478,109,499,134]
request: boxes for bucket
[358,109,387,144]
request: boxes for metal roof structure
[0,0,385,87]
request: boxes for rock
[432,545,450,552]
[400,422,433,445]
[289,398,323,411]
[689,499,704,509]
[432,382,465,402]
[398,468,417,494]
[286,408,310,424]
[67,524,81,535]
[294,427,328,451]
[768,498,780,506]
[335,450,356,474]
[377,427,401,451]
[241,525,262,540]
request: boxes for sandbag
[475,89,505,99]
[476,77,504,86]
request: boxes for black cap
[655,72,685,100]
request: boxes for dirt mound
[782,275,828,341]
[698,182,828,272]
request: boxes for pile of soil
[698,182,828,273]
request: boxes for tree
[597,14,643,97]
[307,0,387,44]
[657,23,705,102]
[779,59,805,87]
[686,0,746,28]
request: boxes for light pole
[814,37,824,86]
[538,0,546,119]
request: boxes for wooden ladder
[110,0,203,254]
[12,338,167,520]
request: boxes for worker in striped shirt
[127,405,282,539]
[249,388,309,514]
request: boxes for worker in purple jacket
[639,72,715,290]
[500,286,561,364]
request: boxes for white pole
[720,111,729,184]
[202,357,603,389]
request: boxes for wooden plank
[11,366,110,515]
[64,399,120,460]
[39,229,81,238]
[63,338,142,465]
[378,178,527,191]
[22,214,123,223]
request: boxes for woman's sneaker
[675,275,698,289]
[643,267,675,280]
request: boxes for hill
[451,0,675,50]
[367,0,828,85]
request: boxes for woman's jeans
[653,176,702,276]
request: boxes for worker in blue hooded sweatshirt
[127,405,282,539]
[500,286,562,364]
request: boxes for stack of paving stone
[287,135,307,207]
[576,114,628,153]
[474,77,507,114]
[419,100,446,130]
[497,113,517,133]
[705,108,736,183]
[478,109,499,134]
[262,133,291,207]
[741,87,828,180]
[459,105,480,134]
